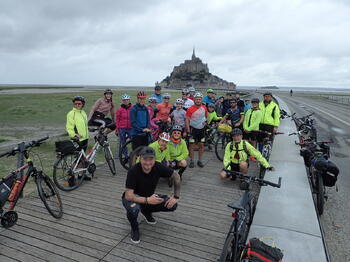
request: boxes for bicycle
[291,112,317,141]
[214,130,232,161]
[0,137,63,228]
[218,170,281,262]
[299,140,338,215]
[205,122,219,151]
[258,131,284,179]
[53,126,116,191]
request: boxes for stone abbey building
[159,49,236,90]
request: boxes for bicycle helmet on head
[72,96,85,104]
[231,128,243,136]
[148,96,157,102]
[137,91,147,98]
[175,98,184,105]
[159,132,170,142]
[163,93,171,99]
[194,92,203,98]
[251,98,260,103]
[121,94,130,100]
[208,103,215,108]
[207,88,214,94]
[182,88,189,94]
[171,125,183,133]
[104,88,113,95]
[155,85,161,90]
[188,87,195,92]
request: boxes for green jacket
[243,108,262,132]
[149,141,171,162]
[66,108,89,141]
[223,140,270,169]
[259,101,280,127]
[168,139,189,161]
[208,111,222,125]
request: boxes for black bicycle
[218,170,281,262]
[291,112,317,141]
[215,131,232,161]
[0,137,63,228]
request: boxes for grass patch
[0,137,9,143]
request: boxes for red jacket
[116,104,132,129]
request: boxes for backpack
[245,238,284,262]
[230,140,250,156]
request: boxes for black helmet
[155,85,161,90]
[104,88,113,95]
[263,91,272,96]
[231,128,242,136]
[72,96,85,104]
[251,98,260,103]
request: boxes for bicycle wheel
[245,194,256,227]
[104,145,116,175]
[53,154,85,191]
[119,139,133,170]
[36,172,63,219]
[316,175,325,215]
[215,134,228,161]
[128,146,145,169]
[219,221,242,262]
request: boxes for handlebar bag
[245,238,283,262]
[55,140,78,155]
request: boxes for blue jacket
[203,96,214,105]
[130,103,150,136]
[150,93,163,104]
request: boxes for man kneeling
[122,147,181,244]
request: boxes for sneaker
[141,212,157,225]
[189,160,195,168]
[130,228,140,244]
[197,160,204,168]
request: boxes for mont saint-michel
[159,49,236,90]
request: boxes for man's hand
[147,194,164,205]
[273,127,278,133]
[165,196,178,209]
[73,135,80,141]
[143,128,151,133]
[267,166,275,171]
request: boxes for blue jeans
[122,194,177,230]
[118,128,132,157]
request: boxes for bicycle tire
[219,220,245,262]
[317,175,325,215]
[104,145,116,175]
[119,139,133,170]
[52,154,85,191]
[128,146,145,169]
[36,172,63,219]
[215,134,228,161]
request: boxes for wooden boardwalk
[0,151,259,262]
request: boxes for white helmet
[194,92,203,98]
[148,96,157,102]
[121,94,130,100]
[163,93,171,99]
[189,87,195,92]
[159,132,170,142]
[175,98,184,105]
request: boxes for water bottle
[7,180,21,202]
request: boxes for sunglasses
[172,131,182,135]
[74,102,83,105]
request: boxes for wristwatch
[173,195,180,199]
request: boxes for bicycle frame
[72,140,100,172]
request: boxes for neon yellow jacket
[223,140,270,169]
[243,109,262,132]
[149,141,171,162]
[259,101,280,127]
[66,108,89,141]
[168,139,189,161]
[208,111,222,125]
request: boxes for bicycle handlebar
[0,136,49,158]
[223,169,282,188]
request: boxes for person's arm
[243,111,249,131]
[176,140,189,161]
[110,103,115,123]
[274,104,281,128]
[66,112,77,138]
[125,189,164,205]
[213,111,222,121]
[219,114,227,125]
[116,108,121,129]
[247,142,270,168]
[237,113,244,126]
[223,142,232,169]
[88,99,100,120]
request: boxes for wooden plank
[0,244,46,262]
[0,255,19,262]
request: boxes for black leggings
[131,135,149,150]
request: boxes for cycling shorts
[244,131,259,141]
[189,127,205,143]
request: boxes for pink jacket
[116,104,132,129]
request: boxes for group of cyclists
[66,85,281,243]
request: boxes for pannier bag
[0,173,16,208]
[245,238,283,262]
[55,140,79,155]
[314,159,339,187]
[218,123,232,133]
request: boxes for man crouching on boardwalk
[122,146,181,244]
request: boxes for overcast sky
[1,0,349,88]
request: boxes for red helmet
[159,132,170,142]
[137,91,147,98]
